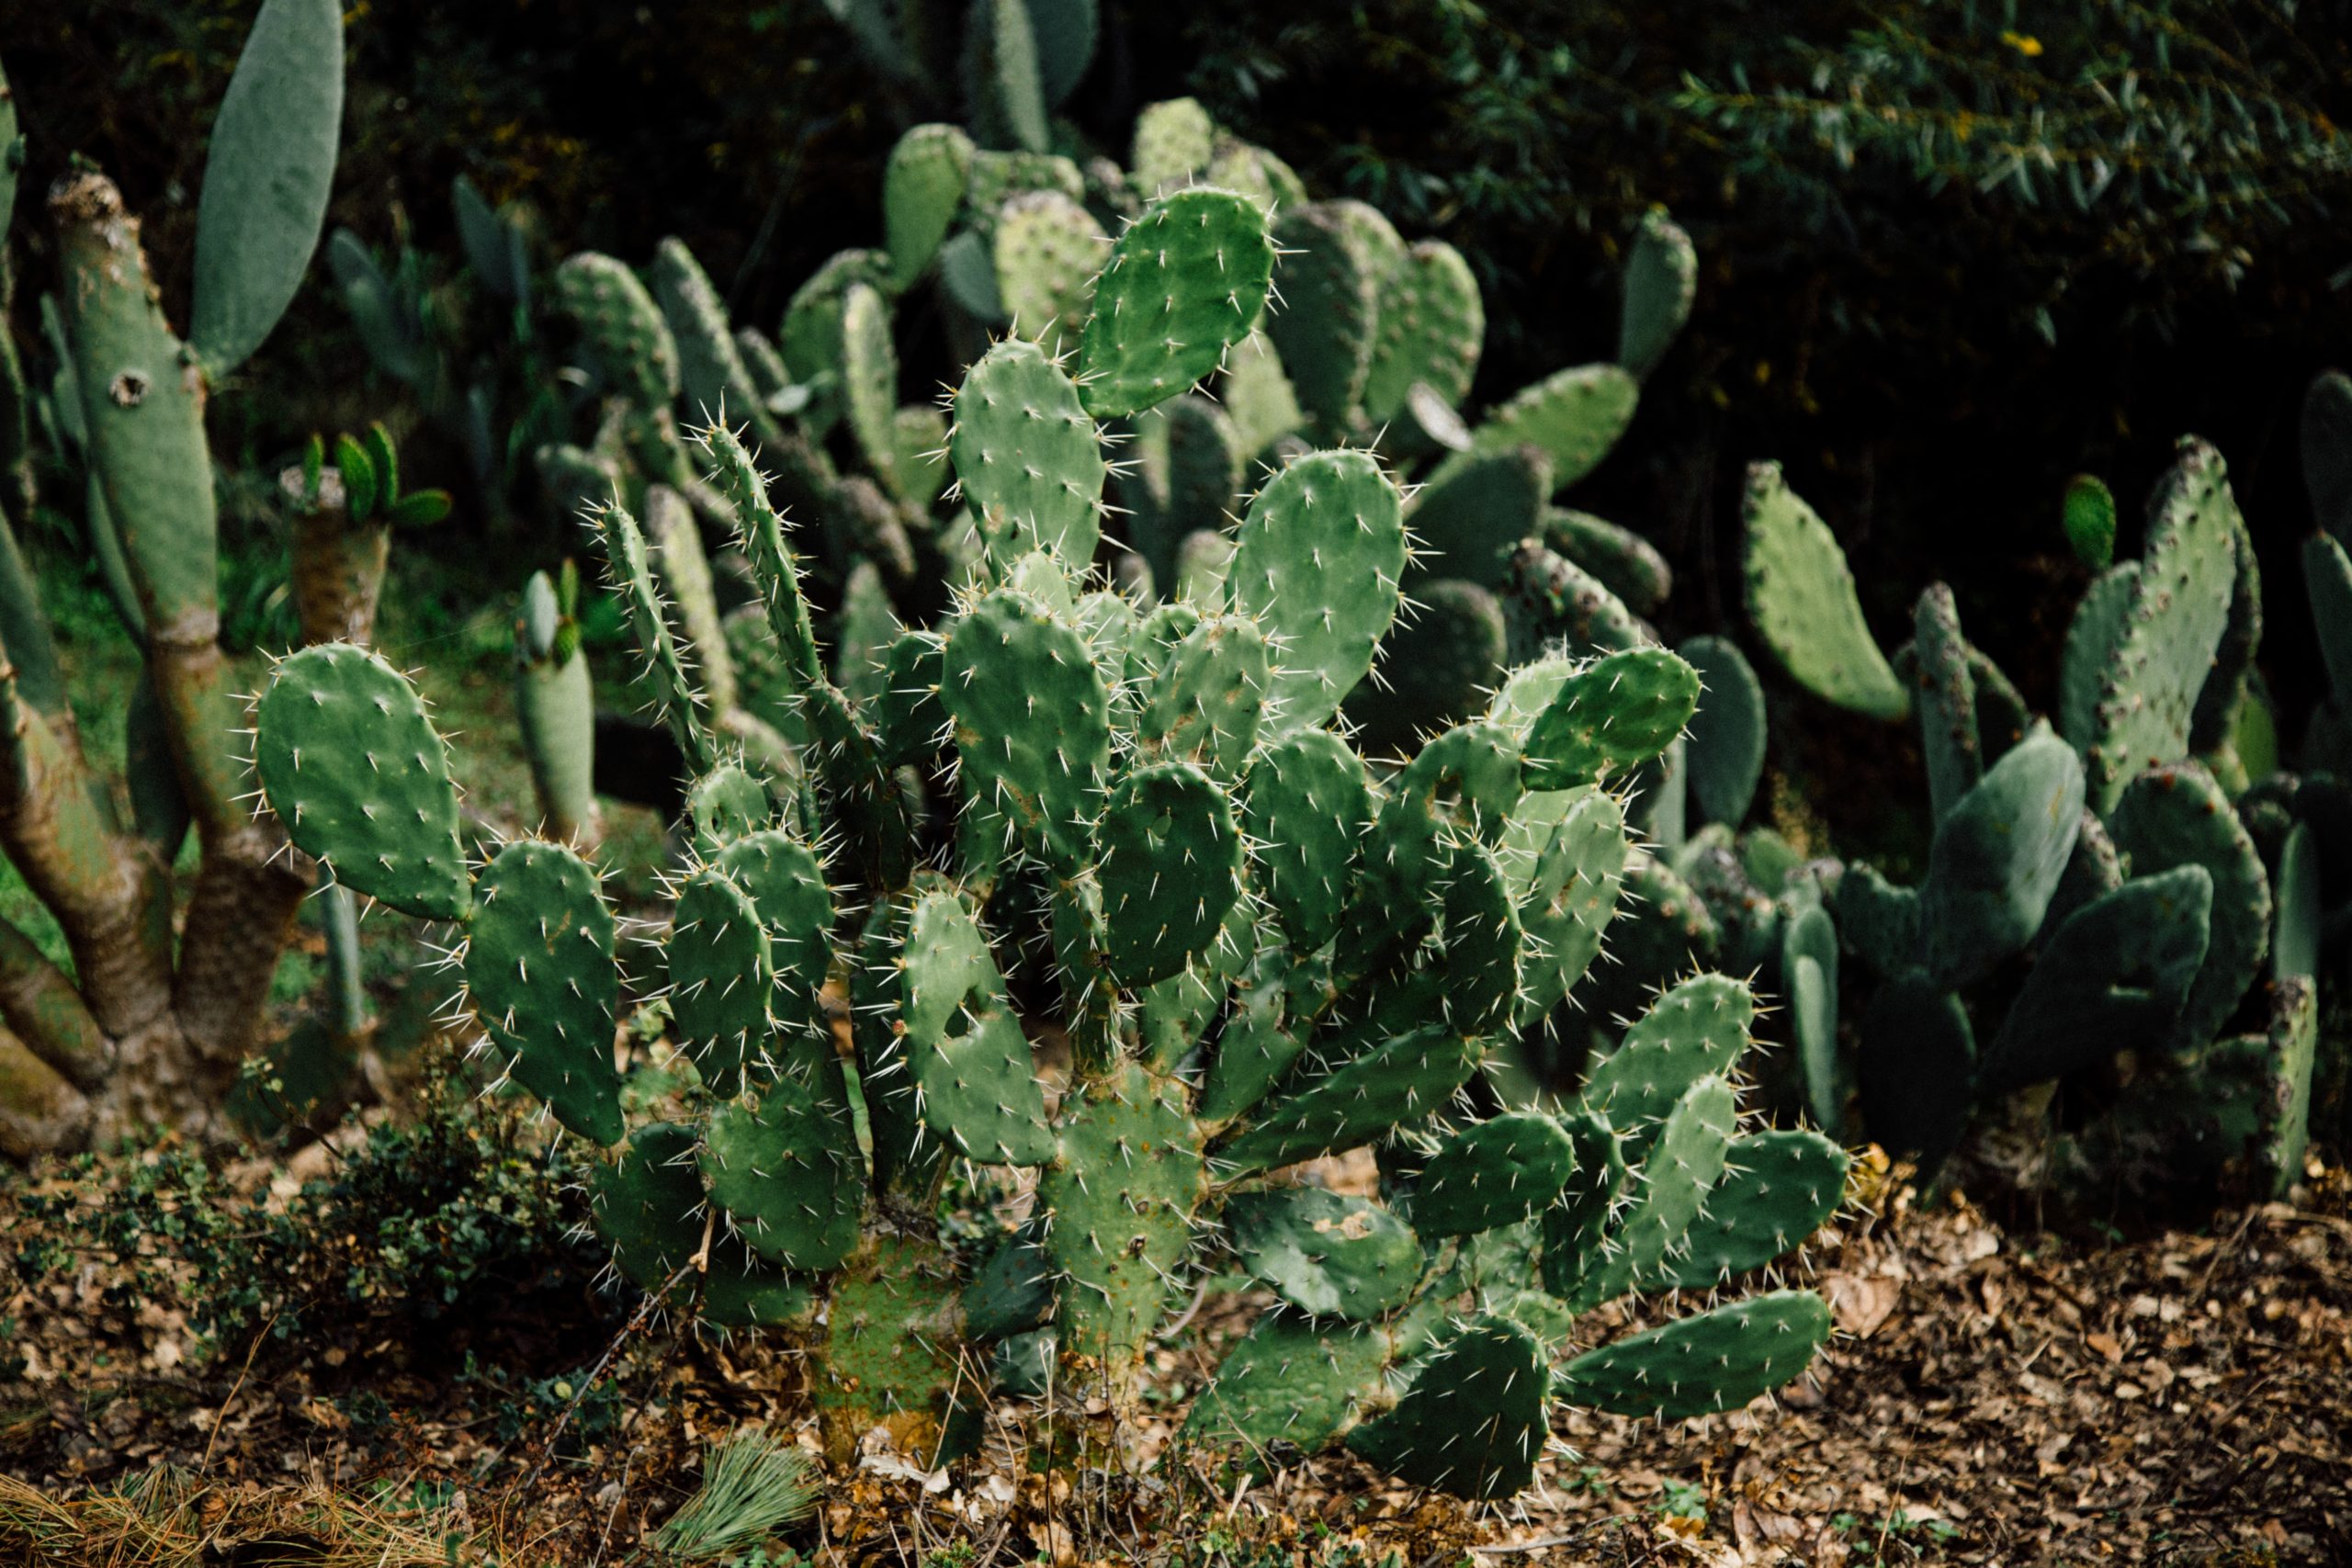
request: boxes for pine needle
[651,1430,822,1562]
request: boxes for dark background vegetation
[7,0,2351,720]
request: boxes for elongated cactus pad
[1742,462,1908,722]
[1615,210,1696,382]
[885,124,974,288]
[950,337,1104,569]
[1558,1291,1830,1421]
[254,644,469,920]
[1662,1130,1847,1288]
[942,588,1110,871]
[1041,1062,1204,1369]
[1219,1025,1481,1176]
[1921,728,2084,988]
[1521,647,1700,793]
[668,867,775,1100]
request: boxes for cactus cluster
[1733,434,2330,1195]
[257,186,1832,1497]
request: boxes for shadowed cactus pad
[1345,1314,1550,1500]
[1558,1291,1832,1421]
[1228,1188,1422,1319]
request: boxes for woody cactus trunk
[0,0,345,1156]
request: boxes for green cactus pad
[1511,788,1629,1023]
[994,190,1103,347]
[1783,905,1842,1130]
[849,896,941,1198]
[901,888,1056,1166]
[1507,542,1647,659]
[1675,634,1767,828]
[1539,1109,1629,1302]
[1096,761,1245,988]
[1836,863,1922,977]
[553,253,679,408]
[1266,204,1385,428]
[1406,448,1548,592]
[1578,973,1753,1147]
[1185,1311,1394,1469]
[2064,473,2118,570]
[1410,1111,1578,1237]
[652,237,760,433]
[2058,562,2139,752]
[593,1123,810,1327]
[668,867,775,1100]
[950,338,1105,570]
[1345,1314,1549,1500]
[1131,96,1218,193]
[713,827,833,999]
[701,1064,865,1271]
[1741,462,1909,722]
[595,501,716,774]
[1351,578,1510,745]
[1433,841,1521,1041]
[1662,1130,1848,1288]
[1921,728,2085,988]
[1137,614,1271,778]
[254,643,469,920]
[1616,210,1697,381]
[1977,865,2214,1094]
[1856,972,1974,1170]
[885,124,974,288]
[1559,1291,1831,1421]
[461,840,621,1144]
[1544,509,1674,618]
[837,281,907,498]
[943,588,1111,872]
[778,247,893,434]
[1521,647,1700,793]
[1456,364,1637,492]
[813,1235,973,1462]
[964,1221,1055,1340]
[1912,583,1983,822]
[1041,1062,1206,1369]
[1598,1073,1736,1299]
[2275,821,2320,982]
[684,762,773,858]
[1363,239,1485,423]
[1227,1188,1422,1320]
[1198,946,1320,1125]
[1220,1025,1481,1177]
[2087,440,2242,812]
[2109,762,2271,1049]
[1227,449,1408,732]
[1136,899,1257,1071]
[2305,370,2352,546]
[1079,187,1273,419]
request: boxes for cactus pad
[1521,648,1699,793]
[1363,238,1484,423]
[901,889,1056,1166]
[255,644,469,920]
[1227,449,1408,731]
[884,124,974,287]
[1345,1314,1549,1500]
[1041,1063,1205,1369]
[994,189,1102,346]
[1679,634,1766,827]
[1412,1111,1579,1237]
[1662,1130,1848,1288]
[1741,462,1908,722]
[1220,1025,1481,1176]
[942,588,1111,871]
[1616,210,1697,381]
[1227,1188,1421,1319]
[1460,365,1637,492]
[1137,614,1271,778]
[668,867,775,1100]
[701,1066,864,1271]
[1407,448,1548,591]
[1578,974,1753,1149]
[461,840,621,1144]
[2109,762,2271,1048]
[553,253,679,408]
[1097,760,1244,988]
[1079,188,1273,419]
[950,338,1104,570]
[1186,1311,1394,1468]
[1921,728,2084,988]
[1558,1291,1830,1421]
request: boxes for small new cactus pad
[1407,448,1548,591]
[1511,788,1629,1021]
[2059,562,2139,752]
[2086,440,2241,813]
[1136,615,1271,778]
[1227,449,1407,731]
[1557,1291,1830,1421]
[1857,972,1974,1168]
[1521,647,1701,792]
[1267,203,1384,428]
[1461,364,1638,491]
[1079,187,1273,419]
[254,644,469,920]
[1912,583,1982,822]
[1976,865,2214,1094]
[1578,973,1753,1149]
[1227,1188,1421,1319]
[884,124,974,288]
[667,867,775,1100]
[553,253,679,408]
[993,189,1102,345]
[1411,1111,1579,1237]
[950,338,1104,569]
[1662,1130,1848,1287]
[1679,635,1766,826]
[1345,1314,1550,1500]
[942,588,1111,872]
[1041,1063,1205,1367]
[2109,762,2271,1048]
[701,1071,864,1271]
[1921,728,2085,988]
[901,889,1056,1166]
[1615,209,1697,381]
[1096,760,1244,988]
[2064,473,2118,570]
[1741,462,1909,722]
[1783,905,1842,1129]
[464,840,622,1144]
[1363,238,1484,423]
[1184,1311,1393,1468]
[1219,1025,1481,1176]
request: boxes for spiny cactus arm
[186,0,344,376]
[707,423,823,688]
[593,499,718,779]
[644,485,738,717]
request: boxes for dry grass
[0,1468,473,1568]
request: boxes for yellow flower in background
[2001,29,2045,57]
